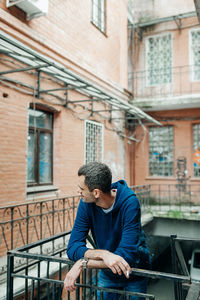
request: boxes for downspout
[194,0,200,23]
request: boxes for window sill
[90,21,107,37]
[26,185,59,201]
[27,185,58,194]
[146,176,176,181]
[189,177,200,181]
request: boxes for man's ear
[93,188,101,199]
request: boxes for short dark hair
[78,162,112,193]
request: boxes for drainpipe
[194,0,200,23]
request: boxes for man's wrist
[85,249,110,261]
[81,257,88,269]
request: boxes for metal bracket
[174,17,182,31]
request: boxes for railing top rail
[0,194,80,209]
[172,236,200,242]
[1,182,199,210]
[9,249,72,265]
[130,64,199,74]
[8,249,190,284]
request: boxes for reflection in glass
[27,131,36,183]
[39,133,52,183]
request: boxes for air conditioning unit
[6,0,48,20]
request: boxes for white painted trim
[189,27,200,82]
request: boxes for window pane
[193,124,200,177]
[85,120,103,164]
[92,0,99,27]
[29,109,53,130]
[27,108,53,186]
[191,30,200,81]
[27,131,36,183]
[92,0,105,32]
[149,126,174,176]
[147,34,172,86]
[39,132,52,183]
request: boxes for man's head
[78,162,112,193]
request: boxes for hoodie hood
[111,180,136,212]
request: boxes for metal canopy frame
[131,11,197,29]
[0,30,161,125]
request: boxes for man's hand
[102,251,132,278]
[64,260,82,292]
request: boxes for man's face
[77,176,95,203]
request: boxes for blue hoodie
[67,180,151,279]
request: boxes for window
[92,0,106,33]
[149,126,174,176]
[27,109,53,185]
[146,34,172,86]
[193,124,200,177]
[190,29,200,81]
[85,120,103,164]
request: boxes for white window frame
[189,28,200,82]
[148,126,174,177]
[145,32,173,87]
[91,0,106,33]
[84,120,104,164]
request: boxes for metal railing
[131,184,200,218]
[0,195,80,259]
[170,235,200,300]
[7,231,194,300]
[1,184,200,261]
[146,184,200,219]
[128,65,200,99]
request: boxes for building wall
[134,108,200,186]
[0,0,131,205]
[130,3,200,188]
[0,0,128,90]
[134,16,199,76]
[130,0,195,22]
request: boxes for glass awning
[0,30,161,125]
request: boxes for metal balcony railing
[7,231,197,300]
[0,195,80,259]
[1,184,200,262]
[131,184,200,219]
[128,65,200,98]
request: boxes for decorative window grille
[149,126,174,176]
[27,109,53,185]
[190,29,200,81]
[85,120,103,164]
[92,0,106,33]
[146,34,172,86]
[193,124,200,177]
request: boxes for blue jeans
[97,271,147,300]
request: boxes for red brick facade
[0,0,134,205]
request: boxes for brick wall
[0,0,130,205]
[134,108,200,186]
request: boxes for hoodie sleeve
[114,196,141,266]
[67,199,90,261]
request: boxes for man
[64,162,151,299]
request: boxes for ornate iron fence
[0,195,80,258]
[1,184,200,260]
